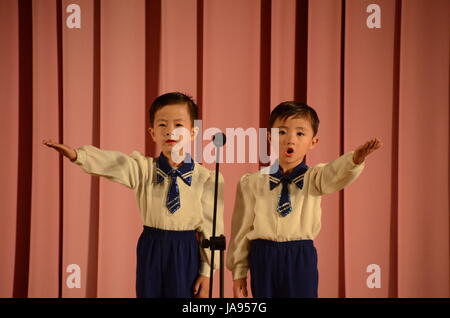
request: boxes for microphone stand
[201,133,226,298]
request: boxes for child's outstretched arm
[42,139,146,190]
[309,138,382,195]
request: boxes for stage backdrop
[0,0,449,298]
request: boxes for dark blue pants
[249,239,318,298]
[136,226,200,298]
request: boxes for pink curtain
[0,0,448,298]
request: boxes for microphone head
[212,132,227,147]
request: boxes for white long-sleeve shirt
[226,151,365,280]
[73,145,224,277]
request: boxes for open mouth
[285,147,294,156]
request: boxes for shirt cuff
[232,266,248,280]
[72,148,86,166]
[199,262,215,278]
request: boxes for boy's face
[148,103,195,160]
[269,115,319,171]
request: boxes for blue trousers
[249,239,319,298]
[136,226,200,298]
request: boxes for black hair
[268,101,320,136]
[149,92,199,127]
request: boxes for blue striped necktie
[156,153,194,213]
[269,161,309,217]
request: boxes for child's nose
[166,126,177,137]
[165,124,174,135]
[287,132,296,143]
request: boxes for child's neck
[279,157,304,175]
[163,150,186,169]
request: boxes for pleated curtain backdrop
[0,0,449,298]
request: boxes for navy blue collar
[269,160,309,190]
[156,153,195,186]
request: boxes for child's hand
[352,138,382,165]
[42,139,77,161]
[233,278,248,298]
[193,275,210,298]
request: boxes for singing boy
[227,101,381,298]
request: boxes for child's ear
[191,126,199,139]
[310,136,319,149]
[267,131,272,144]
[148,127,156,142]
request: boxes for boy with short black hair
[44,92,223,298]
[227,101,381,298]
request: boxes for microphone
[212,132,227,148]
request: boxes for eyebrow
[156,118,185,122]
[278,126,306,130]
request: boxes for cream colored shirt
[226,151,365,280]
[73,145,224,277]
